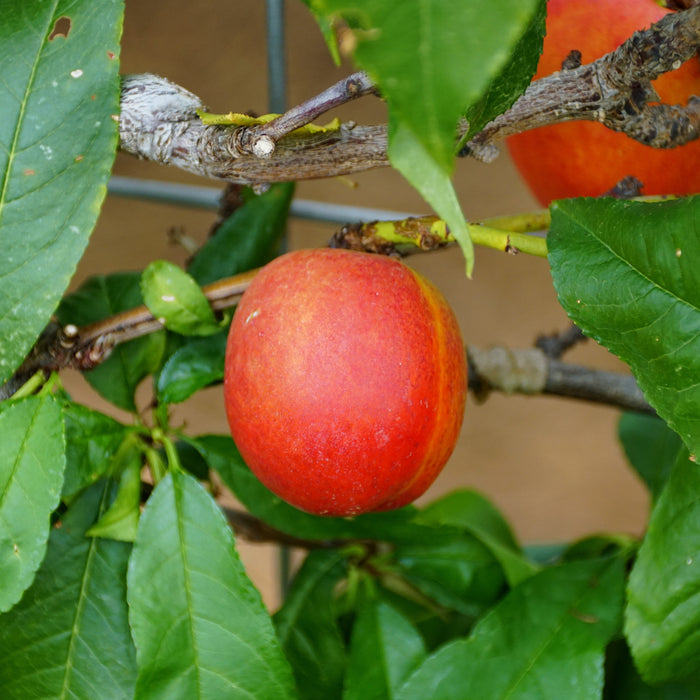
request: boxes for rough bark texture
[119,74,389,185]
[463,5,700,160]
[117,7,700,180]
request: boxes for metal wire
[107,176,417,223]
[266,0,287,114]
[265,0,293,601]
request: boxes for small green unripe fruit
[223,248,467,517]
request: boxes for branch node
[468,346,548,398]
[251,134,276,158]
[59,324,80,348]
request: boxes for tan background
[64,1,649,607]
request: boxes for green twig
[11,370,47,399]
[331,213,549,258]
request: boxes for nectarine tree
[0,1,698,698]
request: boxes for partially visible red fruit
[507,0,700,205]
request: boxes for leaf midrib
[174,473,203,699]
[0,397,43,512]
[0,0,61,230]
[59,482,119,699]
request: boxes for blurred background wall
[63,1,649,607]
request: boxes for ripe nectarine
[223,249,467,517]
[507,0,700,204]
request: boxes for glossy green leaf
[395,533,505,616]
[62,401,134,497]
[275,549,348,700]
[87,448,141,542]
[563,533,637,563]
[396,557,625,700]
[187,182,294,285]
[418,489,537,586]
[0,395,65,612]
[604,640,697,700]
[142,261,221,336]
[173,440,211,480]
[0,0,123,383]
[0,481,136,699]
[157,330,227,403]
[57,272,166,411]
[343,600,427,700]
[626,449,700,684]
[303,0,543,273]
[619,413,683,504]
[549,197,700,459]
[375,581,476,652]
[127,470,295,700]
[463,0,546,140]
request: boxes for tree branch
[463,4,700,161]
[119,73,388,184]
[467,346,653,415]
[117,6,700,182]
[1,264,654,415]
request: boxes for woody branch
[117,5,700,182]
[1,267,653,416]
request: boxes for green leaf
[394,532,506,616]
[396,557,625,700]
[0,395,65,612]
[127,470,295,700]
[142,261,221,336]
[375,582,475,652]
[87,446,141,541]
[303,0,544,274]
[625,449,700,684]
[462,0,546,140]
[605,640,697,700]
[0,0,123,384]
[549,197,700,459]
[57,272,166,411]
[275,549,348,700]
[187,182,294,285]
[343,600,427,700]
[563,533,638,563]
[619,413,683,504]
[62,401,135,497]
[157,329,227,403]
[173,440,211,480]
[418,489,537,586]
[0,481,136,699]
[388,125,473,274]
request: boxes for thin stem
[468,225,547,257]
[331,215,548,258]
[484,210,550,233]
[144,446,167,485]
[242,72,376,157]
[11,371,46,399]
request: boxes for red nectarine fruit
[507,0,700,204]
[223,249,467,517]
